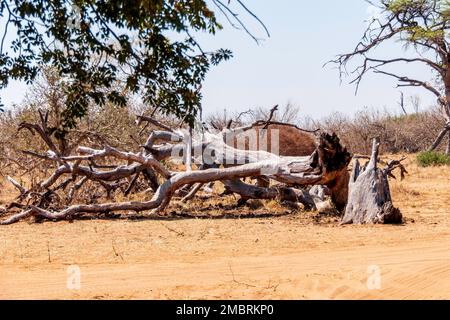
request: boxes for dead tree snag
[341,139,403,225]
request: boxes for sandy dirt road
[0,157,449,299]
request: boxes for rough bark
[447,130,450,155]
[223,179,316,209]
[341,139,402,225]
[223,180,339,213]
[326,168,349,212]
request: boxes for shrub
[416,151,450,167]
[298,106,447,155]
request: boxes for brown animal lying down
[228,124,349,212]
[228,124,317,157]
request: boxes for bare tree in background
[206,103,303,131]
[330,0,450,154]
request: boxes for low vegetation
[300,106,447,155]
[417,151,450,167]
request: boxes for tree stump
[341,138,402,225]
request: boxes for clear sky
[0,0,438,119]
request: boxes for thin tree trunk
[181,183,204,203]
[185,127,193,171]
[428,127,450,152]
[446,130,450,155]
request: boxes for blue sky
[0,0,438,119]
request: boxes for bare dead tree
[399,92,407,115]
[0,107,352,224]
[329,0,450,153]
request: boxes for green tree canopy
[0,0,266,133]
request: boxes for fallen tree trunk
[1,133,351,224]
[341,138,402,225]
[223,180,340,213]
[223,179,316,209]
[146,129,351,209]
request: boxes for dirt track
[0,157,449,299]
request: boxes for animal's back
[231,124,317,157]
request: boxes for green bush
[417,151,450,167]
